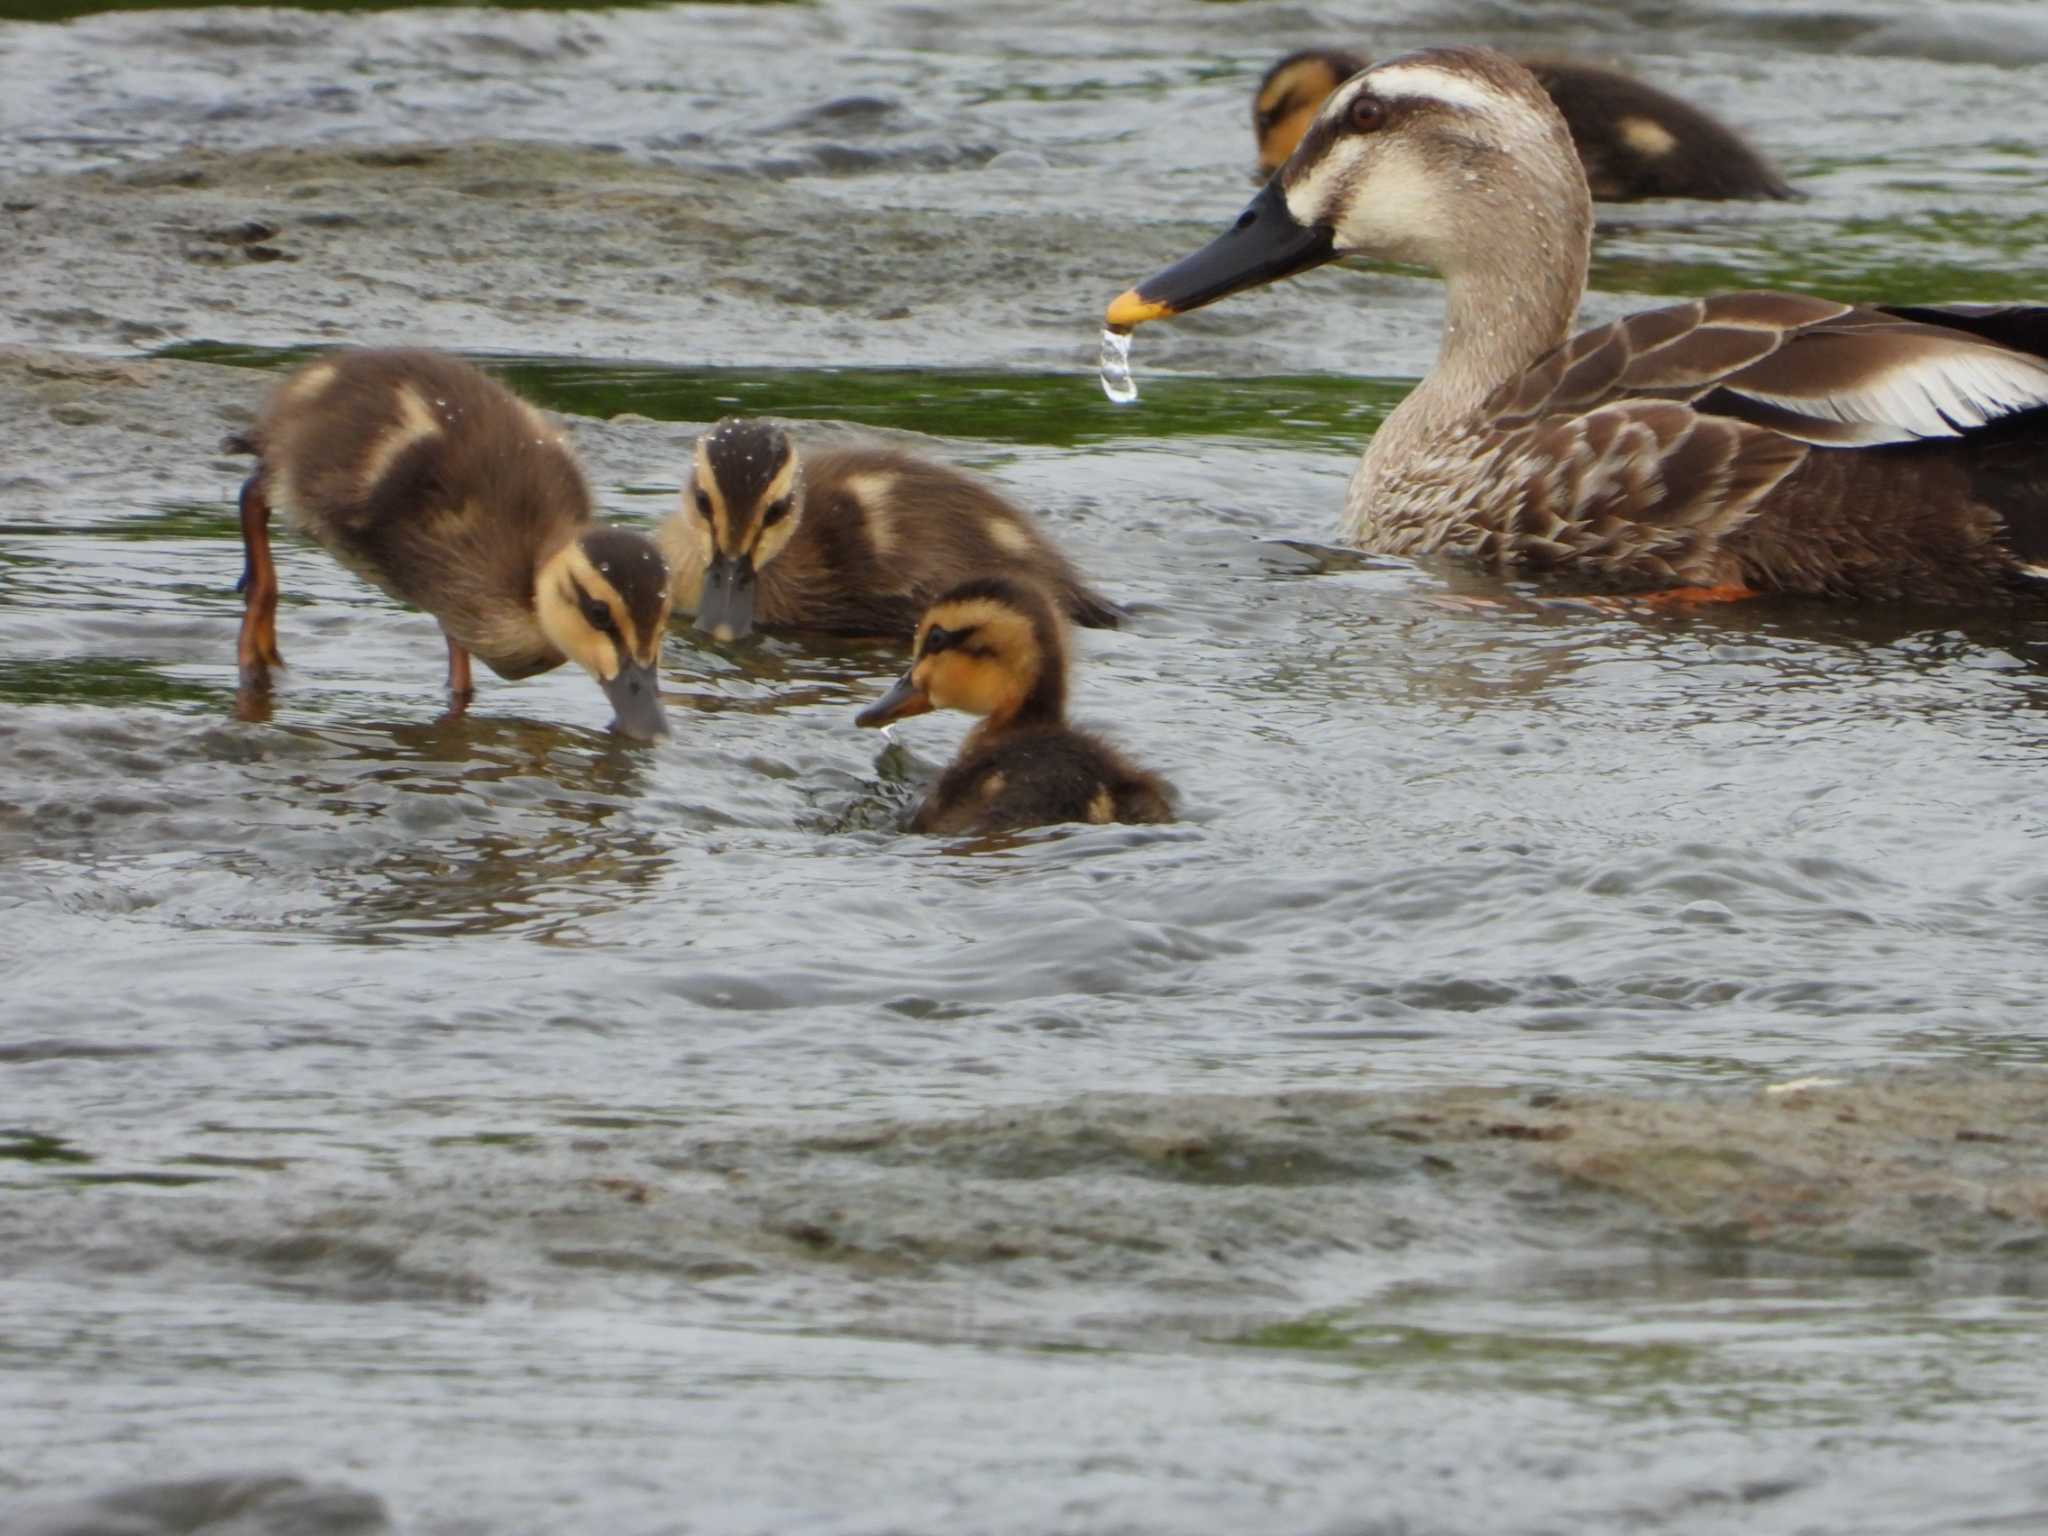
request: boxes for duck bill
[601,657,668,740]
[855,671,932,729]
[694,552,757,641]
[1105,179,1337,329]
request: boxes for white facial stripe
[1365,63,1519,117]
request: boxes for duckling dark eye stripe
[565,574,618,635]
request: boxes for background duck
[855,576,1173,836]
[230,348,672,737]
[660,417,1123,643]
[1115,47,2048,604]
[1253,46,1795,201]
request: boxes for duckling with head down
[1118,47,2048,604]
[230,349,672,737]
[1253,46,1794,201]
[855,576,1173,835]
[659,417,1123,643]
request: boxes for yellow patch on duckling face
[659,479,715,612]
[913,597,1040,721]
[358,384,442,496]
[533,540,659,681]
[1255,56,1348,172]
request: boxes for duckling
[658,417,1122,643]
[229,349,672,737]
[855,576,1173,835]
[1115,47,2048,604]
[1252,46,1794,201]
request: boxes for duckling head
[856,576,1067,731]
[534,527,674,739]
[1253,48,1366,176]
[682,416,806,642]
[1112,46,1585,328]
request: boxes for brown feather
[670,424,1122,640]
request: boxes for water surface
[4,2,2048,1533]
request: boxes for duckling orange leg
[234,471,284,685]
[442,627,474,714]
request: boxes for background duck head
[530,526,674,739]
[855,576,1066,737]
[677,416,807,641]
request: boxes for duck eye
[760,497,792,529]
[694,487,713,520]
[1348,94,1385,133]
[581,596,612,631]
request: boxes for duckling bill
[856,577,1173,836]
[661,417,1122,643]
[229,349,673,737]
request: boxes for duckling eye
[1348,94,1386,133]
[580,596,613,632]
[694,487,713,520]
[761,497,792,529]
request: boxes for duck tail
[1064,583,1128,630]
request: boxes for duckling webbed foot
[234,471,285,686]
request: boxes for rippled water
[5,2,2048,1533]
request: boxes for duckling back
[915,724,1176,836]
[790,444,1123,634]
[242,349,596,678]
[663,418,1122,641]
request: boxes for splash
[1098,327,1138,405]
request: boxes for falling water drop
[1098,326,1138,405]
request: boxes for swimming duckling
[658,417,1122,643]
[855,576,1173,835]
[1252,47,1794,201]
[229,349,672,737]
[1117,48,2048,603]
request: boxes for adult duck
[1114,47,2048,603]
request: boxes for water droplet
[1099,327,1138,405]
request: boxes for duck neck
[1367,190,1590,471]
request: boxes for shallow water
[4,2,2048,1533]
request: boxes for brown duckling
[657,417,1122,643]
[230,349,672,738]
[1253,46,1794,201]
[1114,48,2048,604]
[855,576,1173,836]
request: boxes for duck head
[534,527,673,739]
[679,417,806,642]
[1112,46,1587,329]
[856,576,1068,732]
